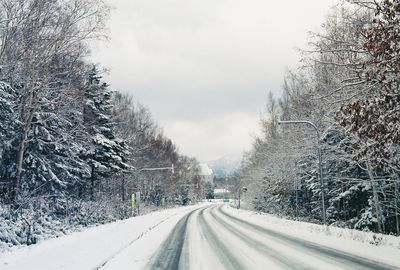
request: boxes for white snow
[1,203,400,270]
[224,205,400,267]
[198,164,213,176]
[214,189,230,194]
[0,204,206,270]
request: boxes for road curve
[145,205,400,270]
[145,207,197,270]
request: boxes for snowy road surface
[1,203,400,270]
[106,204,400,270]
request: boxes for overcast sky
[91,0,336,162]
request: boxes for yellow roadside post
[131,194,136,216]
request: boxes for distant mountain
[207,153,242,177]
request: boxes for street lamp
[139,164,174,174]
[277,120,326,225]
[133,164,174,215]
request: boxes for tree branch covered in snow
[0,0,204,251]
[239,0,400,235]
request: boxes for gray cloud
[91,0,336,161]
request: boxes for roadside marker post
[136,191,141,215]
[161,197,166,208]
[131,194,136,216]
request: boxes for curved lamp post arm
[277,120,326,225]
[138,164,174,174]
[277,120,320,139]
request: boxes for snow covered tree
[0,0,110,203]
[338,0,400,168]
[1,55,93,207]
[0,82,19,202]
[204,182,214,200]
[111,92,203,207]
[238,2,397,232]
[82,66,129,200]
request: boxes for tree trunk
[367,161,384,233]
[121,178,126,201]
[14,86,35,203]
[14,133,26,202]
[395,178,399,235]
[90,165,95,201]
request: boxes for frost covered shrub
[0,205,22,250]
[0,205,36,249]
[69,200,116,226]
[65,196,131,226]
[369,234,383,246]
[0,197,131,251]
[0,200,69,250]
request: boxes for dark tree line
[239,0,400,235]
[0,0,203,248]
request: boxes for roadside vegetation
[0,0,203,250]
[239,0,400,235]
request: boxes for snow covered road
[0,204,205,270]
[1,203,400,270]
[142,204,400,270]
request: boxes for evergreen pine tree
[83,66,129,200]
[0,82,19,202]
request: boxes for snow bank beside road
[0,204,204,270]
[225,205,400,267]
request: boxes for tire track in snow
[145,207,203,270]
[218,206,400,270]
[209,207,316,270]
[197,206,246,270]
[95,210,182,270]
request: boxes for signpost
[131,194,136,216]
[132,164,173,216]
[136,191,141,215]
[131,192,141,216]
[131,194,136,208]
[277,120,326,225]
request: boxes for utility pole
[132,164,174,215]
[278,120,326,225]
[394,179,399,234]
[238,189,240,209]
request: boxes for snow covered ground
[1,203,400,270]
[0,204,206,270]
[227,205,400,249]
[223,206,400,268]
